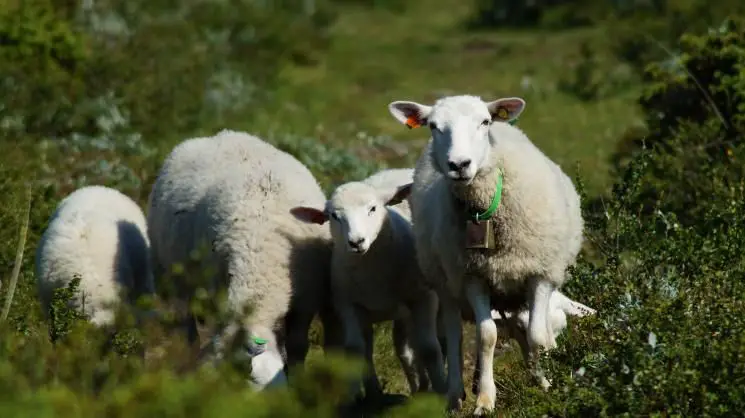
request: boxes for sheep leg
[416,353,431,392]
[361,317,384,401]
[319,299,345,353]
[283,308,314,374]
[337,301,367,402]
[528,277,556,350]
[439,293,465,412]
[409,290,447,395]
[465,280,498,416]
[393,317,422,393]
[514,323,551,391]
[471,334,482,395]
[435,301,467,400]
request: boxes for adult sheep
[146,129,342,389]
[290,168,447,401]
[386,95,584,415]
[35,185,155,327]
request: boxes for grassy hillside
[2,0,745,416]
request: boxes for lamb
[290,168,447,401]
[35,185,155,327]
[146,129,341,389]
[386,94,584,415]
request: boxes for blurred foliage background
[1,0,745,416]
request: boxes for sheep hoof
[473,384,497,416]
[447,394,463,412]
[473,391,496,416]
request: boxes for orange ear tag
[405,116,421,129]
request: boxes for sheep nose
[348,237,365,249]
[447,159,471,172]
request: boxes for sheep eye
[481,119,490,127]
[368,206,377,215]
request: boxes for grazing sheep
[290,168,447,401]
[35,185,154,327]
[387,94,584,414]
[146,129,341,388]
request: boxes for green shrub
[0,0,337,142]
[518,18,745,417]
[610,18,745,227]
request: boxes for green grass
[243,0,642,195]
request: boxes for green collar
[252,336,267,345]
[467,118,513,220]
[470,169,503,221]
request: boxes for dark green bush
[607,0,745,73]
[610,18,745,226]
[0,0,336,142]
[520,18,745,416]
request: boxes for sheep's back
[148,130,331,326]
[36,186,151,325]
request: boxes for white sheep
[387,94,584,414]
[146,129,341,389]
[290,168,447,401]
[35,185,155,327]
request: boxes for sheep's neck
[450,164,503,217]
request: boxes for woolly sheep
[35,185,154,327]
[290,168,447,401]
[146,129,341,389]
[387,94,584,414]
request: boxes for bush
[0,0,336,142]
[610,18,745,226]
[519,18,745,416]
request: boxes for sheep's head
[290,182,412,254]
[388,95,525,183]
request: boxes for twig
[1,191,32,323]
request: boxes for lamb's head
[388,95,525,183]
[290,181,412,254]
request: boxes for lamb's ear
[485,97,526,122]
[383,183,413,206]
[388,101,432,129]
[290,206,328,225]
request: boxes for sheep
[146,129,342,389]
[35,185,154,327]
[386,94,584,415]
[290,168,447,402]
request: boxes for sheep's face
[290,182,412,255]
[388,95,525,183]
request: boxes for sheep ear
[388,101,432,129]
[290,206,328,225]
[485,97,525,122]
[384,183,413,206]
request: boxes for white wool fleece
[147,129,342,388]
[35,185,154,327]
